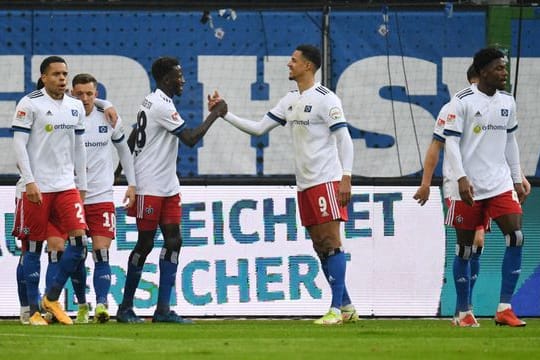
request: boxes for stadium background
[0,0,538,318]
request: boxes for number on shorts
[75,203,85,224]
[318,196,327,215]
[102,211,116,231]
[136,110,147,149]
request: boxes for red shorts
[22,188,87,241]
[85,202,116,239]
[12,197,26,240]
[297,181,348,227]
[445,198,491,232]
[445,190,522,231]
[46,222,67,239]
[127,194,182,231]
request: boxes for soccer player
[116,57,226,323]
[414,65,488,326]
[71,73,137,323]
[443,47,527,327]
[209,44,358,325]
[13,177,31,324]
[12,56,88,326]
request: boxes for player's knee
[93,248,109,263]
[27,241,44,254]
[505,230,524,247]
[472,245,483,256]
[160,248,180,264]
[455,244,473,260]
[47,250,63,263]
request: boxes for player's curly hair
[473,47,505,74]
[152,57,180,83]
[296,44,321,70]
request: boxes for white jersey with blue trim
[443,84,517,200]
[11,89,85,192]
[84,106,127,204]
[133,88,186,196]
[432,102,457,199]
[267,83,348,191]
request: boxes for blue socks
[46,250,62,294]
[320,254,351,307]
[121,251,144,309]
[453,255,470,313]
[70,253,88,305]
[93,249,111,305]
[469,250,481,307]
[156,249,179,314]
[23,250,41,314]
[325,251,346,310]
[501,246,522,303]
[47,236,87,301]
[16,257,28,307]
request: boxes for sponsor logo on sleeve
[171,112,180,121]
[329,107,343,120]
[16,110,26,120]
[436,118,445,126]
[446,113,456,124]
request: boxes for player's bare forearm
[179,100,226,147]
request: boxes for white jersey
[83,106,127,204]
[15,176,25,200]
[11,89,85,192]
[432,102,458,199]
[443,84,517,200]
[268,83,348,190]
[133,89,186,196]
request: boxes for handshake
[207,90,228,118]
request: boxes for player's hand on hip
[124,185,136,209]
[413,185,430,206]
[25,182,42,205]
[458,176,474,206]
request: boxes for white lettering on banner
[0,185,445,317]
[1,55,538,176]
[0,55,150,173]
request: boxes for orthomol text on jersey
[472,124,507,134]
[44,123,77,132]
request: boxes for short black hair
[466,64,478,82]
[473,47,505,74]
[36,78,44,90]
[72,73,98,88]
[40,56,66,74]
[296,44,321,70]
[151,57,180,83]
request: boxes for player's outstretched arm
[414,139,444,206]
[178,100,227,148]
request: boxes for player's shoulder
[454,86,474,100]
[26,89,44,100]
